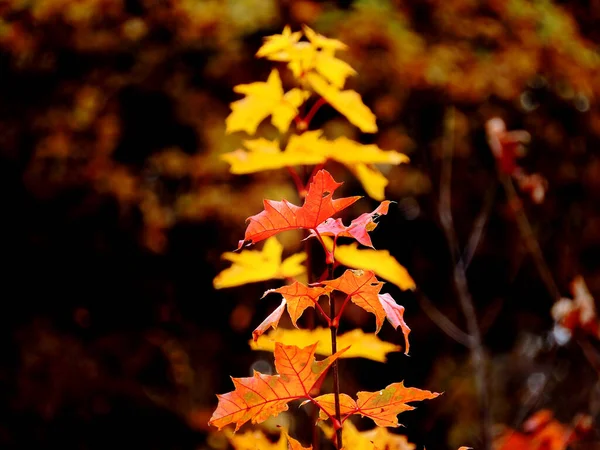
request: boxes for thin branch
[415,289,472,347]
[463,183,498,270]
[438,106,493,450]
[304,97,327,127]
[287,166,306,198]
[499,174,561,302]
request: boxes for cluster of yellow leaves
[222,25,410,200]
[221,427,310,450]
[254,25,375,133]
[250,327,401,363]
[320,420,416,450]
[222,131,408,200]
[213,235,415,293]
[222,422,420,450]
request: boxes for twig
[463,183,498,270]
[499,174,561,302]
[415,289,472,347]
[438,107,493,450]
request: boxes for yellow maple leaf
[302,25,348,51]
[323,237,416,291]
[222,427,288,450]
[221,132,327,174]
[321,420,416,450]
[330,137,409,200]
[226,69,310,135]
[328,137,408,165]
[221,131,408,199]
[256,25,303,59]
[257,25,355,89]
[306,72,377,133]
[249,326,401,362]
[281,428,312,450]
[347,163,390,201]
[213,236,306,289]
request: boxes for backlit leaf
[213,236,306,289]
[257,282,329,332]
[320,420,416,450]
[281,428,312,450]
[313,200,393,248]
[378,293,411,355]
[306,72,377,133]
[354,382,440,428]
[314,382,439,428]
[208,342,347,431]
[250,327,401,362]
[348,163,390,201]
[222,428,288,450]
[239,169,360,248]
[320,269,385,332]
[323,237,416,291]
[221,133,408,200]
[221,132,327,175]
[226,69,310,135]
[256,25,303,59]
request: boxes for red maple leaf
[239,169,360,249]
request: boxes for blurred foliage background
[2,0,600,448]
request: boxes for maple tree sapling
[209,25,440,449]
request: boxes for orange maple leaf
[239,169,360,249]
[315,382,440,428]
[253,282,330,340]
[311,200,393,248]
[208,342,347,431]
[320,270,411,352]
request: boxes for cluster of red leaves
[486,117,547,204]
[494,409,593,450]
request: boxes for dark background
[1,0,600,448]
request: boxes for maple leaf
[222,427,288,450]
[306,72,377,133]
[313,200,393,248]
[208,342,347,431]
[213,236,306,289]
[348,163,390,201]
[378,293,411,355]
[315,382,440,427]
[221,132,327,175]
[250,327,401,362]
[281,428,312,450]
[257,25,355,89]
[226,69,310,135]
[321,269,382,322]
[322,237,416,292]
[321,420,416,450]
[320,270,411,352]
[551,275,599,339]
[253,282,329,340]
[239,169,360,249]
[256,25,303,59]
[221,132,408,200]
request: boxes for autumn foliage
[208,25,440,449]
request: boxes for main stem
[328,262,343,449]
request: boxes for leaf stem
[312,229,334,265]
[333,294,352,327]
[287,166,307,198]
[304,97,327,127]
